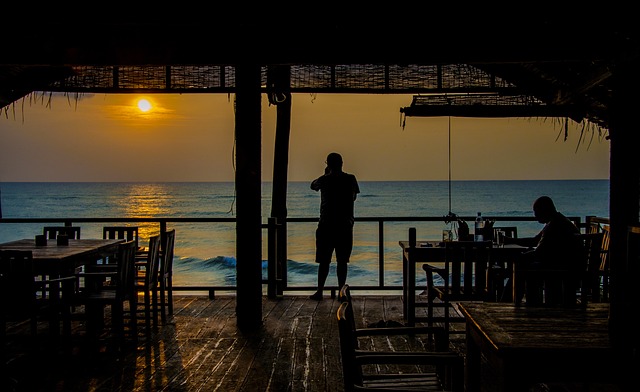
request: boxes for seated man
[504,196,585,305]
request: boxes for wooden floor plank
[1,294,626,392]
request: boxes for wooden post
[235,63,263,331]
[608,59,640,355]
[268,65,292,296]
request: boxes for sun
[137,98,153,112]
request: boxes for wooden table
[399,240,526,325]
[459,302,617,392]
[0,238,123,276]
[0,238,124,337]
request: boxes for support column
[235,64,263,331]
[268,65,292,297]
[608,59,640,354]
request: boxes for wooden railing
[0,215,589,298]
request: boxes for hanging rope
[443,98,459,233]
[445,98,456,221]
[448,113,452,215]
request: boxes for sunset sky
[0,93,610,183]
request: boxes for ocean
[0,180,610,291]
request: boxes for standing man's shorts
[315,223,353,265]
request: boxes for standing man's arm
[311,174,324,192]
[352,176,360,201]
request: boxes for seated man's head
[532,196,557,224]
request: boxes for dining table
[459,301,618,392]
[0,237,124,337]
[399,240,527,325]
[0,238,124,277]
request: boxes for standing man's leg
[311,225,332,300]
[336,262,347,289]
[335,225,353,291]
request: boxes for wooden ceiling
[1,10,637,131]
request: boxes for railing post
[378,220,384,287]
[276,218,287,295]
[267,217,277,298]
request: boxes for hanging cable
[448,113,452,215]
[443,98,461,238]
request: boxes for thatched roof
[1,10,637,131]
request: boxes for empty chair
[43,226,81,240]
[336,301,464,391]
[102,226,139,265]
[487,226,519,301]
[1,250,75,350]
[588,224,610,302]
[158,229,176,322]
[492,226,518,243]
[41,226,83,284]
[339,284,450,350]
[70,240,138,352]
[422,240,492,335]
[103,226,139,250]
[133,234,162,333]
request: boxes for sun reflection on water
[122,183,173,239]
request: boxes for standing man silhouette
[309,152,360,300]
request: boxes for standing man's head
[326,152,343,172]
[532,196,557,224]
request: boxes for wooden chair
[133,234,162,333]
[102,226,139,265]
[336,301,464,392]
[43,226,81,240]
[0,250,74,350]
[492,226,518,242]
[40,226,83,293]
[591,224,611,302]
[422,241,492,335]
[518,233,600,307]
[103,226,139,249]
[487,226,518,301]
[339,284,450,348]
[158,229,176,322]
[70,240,138,352]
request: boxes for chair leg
[112,303,124,351]
[167,277,173,315]
[159,282,167,323]
[128,297,137,343]
[144,290,151,333]
[152,288,159,327]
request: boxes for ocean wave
[201,256,268,269]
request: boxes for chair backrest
[142,234,162,290]
[582,232,604,271]
[493,226,518,239]
[43,226,81,240]
[586,221,601,234]
[599,225,610,272]
[338,285,359,344]
[115,240,138,299]
[160,229,176,278]
[103,226,139,249]
[444,240,492,297]
[336,300,460,391]
[336,301,365,389]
